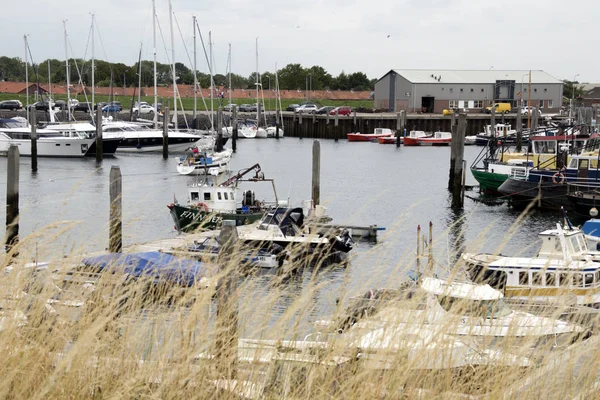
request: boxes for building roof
[390,69,562,84]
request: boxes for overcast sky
[4,0,598,82]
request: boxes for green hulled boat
[168,163,280,233]
[470,168,510,194]
[168,203,264,232]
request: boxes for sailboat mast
[193,15,197,123]
[138,43,142,111]
[91,13,95,113]
[255,37,259,125]
[228,43,232,110]
[169,0,177,130]
[209,31,213,131]
[63,20,70,121]
[24,35,29,121]
[47,60,51,100]
[152,0,158,128]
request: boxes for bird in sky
[387,34,391,38]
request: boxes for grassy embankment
[0,93,374,111]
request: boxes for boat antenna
[561,207,573,230]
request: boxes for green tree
[563,80,585,100]
[277,63,305,90]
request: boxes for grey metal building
[374,69,563,113]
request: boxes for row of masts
[23,0,283,132]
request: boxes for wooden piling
[162,107,170,158]
[4,146,20,256]
[450,113,466,209]
[352,109,357,133]
[395,112,401,147]
[416,225,421,280]
[490,107,496,130]
[312,140,320,207]
[109,165,122,253]
[30,106,37,172]
[232,107,238,152]
[334,109,339,140]
[275,109,280,139]
[515,107,523,152]
[531,107,539,132]
[95,108,103,162]
[216,220,239,379]
[216,108,224,152]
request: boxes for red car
[329,106,352,116]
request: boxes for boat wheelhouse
[463,224,600,305]
[402,130,430,146]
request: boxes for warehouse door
[421,97,434,113]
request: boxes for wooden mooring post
[109,166,122,253]
[312,140,320,207]
[450,113,466,209]
[163,107,169,159]
[216,108,224,152]
[4,146,20,256]
[515,107,523,152]
[215,220,239,379]
[232,107,238,152]
[490,107,496,131]
[334,109,339,140]
[352,109,357,132]
[298,110,303,139]
[95,108,103,162]
[275,109,280,139]
[30,106,37,172]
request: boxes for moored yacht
[102,120,201,153]
[463,223,600,305]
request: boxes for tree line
[0,56,376,92]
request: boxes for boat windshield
[0,120,28,129]
[437,296,512,318]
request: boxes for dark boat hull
[497,177,571,209]
[85,138,122,157]
[168,203,264,233]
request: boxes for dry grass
[1,213,600,400]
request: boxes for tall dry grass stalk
[1,214,600,400]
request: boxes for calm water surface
[0,139,562,333]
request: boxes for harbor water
[0,139,562,332]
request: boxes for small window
[230,191,234,199]
[191,192,199,201]
[481,88,484,92]
[519,272,529,285]
[203,192,211,201]
[470,88,474,92]
[539,100,543,108]
[596,271,600,284]
[559,273,571,286]
[548,100,554,108]
[546,273,556,287]
[450,88,453,93]
[224,192,228,200]
[544,88,547,92]
[534,88,537,92]
[532,272,543,286]
[217,192,222,200]
[585,273,594,287]
[574,274,584,287]
[441,88,444,91]
[460,88,463,92]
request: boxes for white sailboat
[266,65,284,138]
[254,38,267,139]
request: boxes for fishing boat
[175,147,233,176]
[168,164,277,232]
[417,131,452,146]
[237,207,354,255]
[347,128,394,142]
[377,136,397,144]
[475,124,517,146]
[402,130,430,146]
[463,221,600,306]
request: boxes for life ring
[552,172,565,184]
[196,202,209,212]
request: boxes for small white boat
[238,123,257,139]
[175,148,233,176]
[266,126,284,138]
[464,135,477,145]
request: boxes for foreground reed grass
[2,217,600,399]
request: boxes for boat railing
[566,182,600,196]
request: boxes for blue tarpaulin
[82,251,204,287]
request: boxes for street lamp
[570,73,580,121]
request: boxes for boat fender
[552,172,565,185]
[197,202,209,212]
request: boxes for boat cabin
[373,128,393,135]
[187,183,237,213]
[408,130,427,138]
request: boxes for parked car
[72,102,92,113]
[296,104,319,114]
[0,100,23,110]
[102,103,121,113]
[95,102,108,111]
[238,104,252,112]
[133,104,156,115]
[521,106,543,117]
[109,101,123,111]
[316,106,335,115]
[285,104,300,112]
[329,106,352,116]
[54,100,68,110]
[223,103,237,112]
[27,101,50,111]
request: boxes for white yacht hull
[239,127,257,139]
[255,127,268,138]
[0,137,95,157]
[114,141,198,153]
